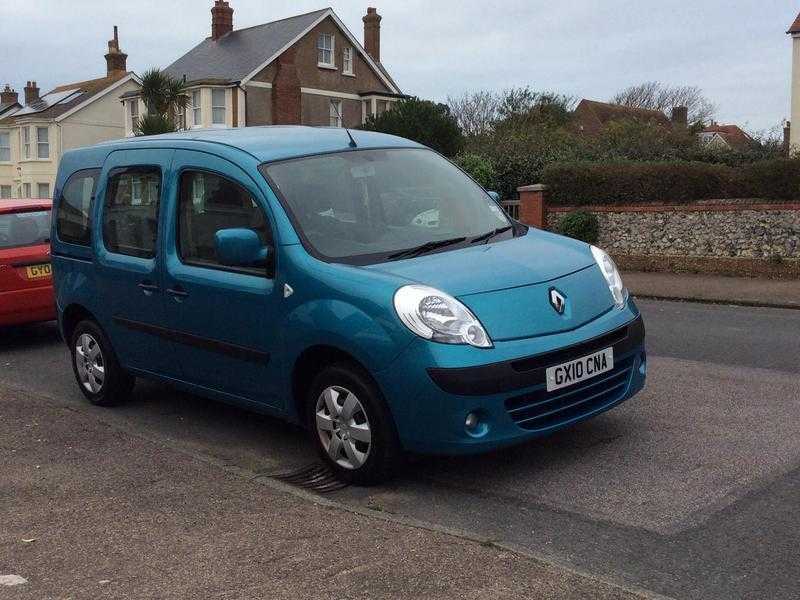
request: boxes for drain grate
[271,463,348,493]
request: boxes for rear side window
[177,170,271,275]
[0,210,51,250]
[103,167,161,259]
[56,169,99,245]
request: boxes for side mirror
[215,228,270,267]
[487,191,501,203]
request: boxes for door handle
[138,281,159,295]
[166,286,189,299]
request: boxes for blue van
[51,127,645,484]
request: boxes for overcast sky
[2,0,797,133]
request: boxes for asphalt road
[1,298,799,599]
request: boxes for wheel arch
[61,303,99,343]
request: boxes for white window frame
[211,89,226,127]
[329,99,343,128]
[129,99,139,121]
[22,127,30,159]
[36,126,49,159]
[0,131,10,162]
[191,90,202,128]
[342,46,354,76]
[37,182,50,198]
[23,182,31,198]
[317,33,335,68]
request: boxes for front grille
[505,354,636,431]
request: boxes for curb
[632,293,800,311]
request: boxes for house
[572,99,687,135]
[121,2,403,136]
[698,123,753,151]
[788,12,800,150]
[0,28,140,199]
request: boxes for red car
[0,198,55,326]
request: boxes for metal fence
[501,199,520,220]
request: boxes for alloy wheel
[315,385,372,470]
[75,333,105,393]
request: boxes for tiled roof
[787,12,800,34]
[4,72,130,122]
[701,124,753,149]
[165,9,329,83]
[577,99,671,127]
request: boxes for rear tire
[70,320,134,407]
[307,362,401,485]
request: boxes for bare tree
[447,90,500,137]
[611,81,716,125]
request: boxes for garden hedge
[540,159,800,205]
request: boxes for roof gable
[164,8,400,93]
[788,12,800,34]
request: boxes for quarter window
[191,90,201,127]
[318,33,334,66]
[177,170,271,275]
[0,132,10,162]
[211,89,226,125]
[56,169,99,245]
[37,127,49,159]
[103,167,161,258]
[343,47,354,75]
[329,99,343,127]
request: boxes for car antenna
[345,128,358,148]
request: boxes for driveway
[1,298,799,599]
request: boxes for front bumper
[374,302,646,455]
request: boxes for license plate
[25,263,52,280]
[546,347,614,392]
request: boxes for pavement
[0,384,650,599]
[2,299,800,599]
[623,271,800,309]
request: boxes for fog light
[465,412,479,429]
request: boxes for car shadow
[0,320,61,351]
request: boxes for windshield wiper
[387,236,467,260]
[470,226,513,245]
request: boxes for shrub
[361,97,463,157]
[454,153,496,190]
[540,159,800,205]
[556,210,599,244]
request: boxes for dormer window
[317,33,335,68]
[343,47,354,76]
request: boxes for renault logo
[549,288,566,315]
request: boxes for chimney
[1,84,18,105]
[363,7,381,63]
[671,106,688,128]
[211,1,234,40]
[24,81,40,105]
[105,26,128,77]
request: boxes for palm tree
[134,68,188,136]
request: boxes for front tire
[307,362,401,485]
[70,320,134,406]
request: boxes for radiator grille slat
[505,355,635,431]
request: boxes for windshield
[0,210,51,250]
[261,148,512,264]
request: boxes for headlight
[393,285,492,348]
[591,245,626,309]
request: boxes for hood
[364,229,595,296]
[364,230,617,341]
